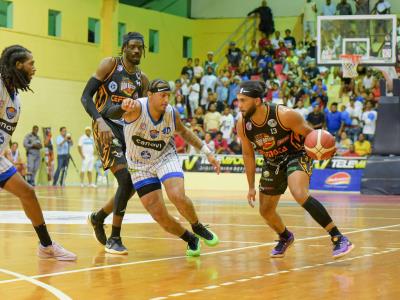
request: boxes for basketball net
[340,54,362,78]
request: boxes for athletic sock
[328,226,342,238]
[180,230,198,250]
[111,226,121,238]
[279,227,291,240]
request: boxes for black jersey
[243,103,304,161]
[95,57,144,118]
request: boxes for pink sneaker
[38,242,77,261]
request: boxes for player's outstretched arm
[236,116,256,208]
[174,109,220,174]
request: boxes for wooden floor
[0,187,399,300]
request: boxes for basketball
[304,129,336,160]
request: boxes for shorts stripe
[160,172,184,182]
[0,166,17,186]
[133,177,160,190]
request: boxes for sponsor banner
[313,157,367,170]
[310,169,363,192]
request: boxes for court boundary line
[0,223,399,285]
[0,268,71,300]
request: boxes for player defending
[81,32,149,254]
[0,45,76,260]
[117,79,220,256]
[236,80,354,259]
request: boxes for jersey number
[270,128,278,135]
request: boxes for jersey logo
[132,136,166,151]
[268,119,277,127]
[140,150,151,160]
[246,122,252,130]
[255,133,275,151]
[120,77,136,96]
[149,130,159,139]
[140,122,147,131]
[117,65,123,72]
[6,107,17,119]
[108,81,118,93]
[0,118,17,136]
[162,127,171,135]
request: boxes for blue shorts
[0,166,17,188]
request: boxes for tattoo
[180,127,202,150]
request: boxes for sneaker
[87,212,107,245]
[105,237,128,255]
[270,232,295,258]
[89,184,97,188]
[186,237,201,257]
[332,235,354,259]
[192,223,219,247]
[38,242,77,261]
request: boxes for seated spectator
[307,102,325,129]
[342,144,360,157]
[271,31,283,50]
[204,103,221,134]
[7,142,26,176]
[214,131,233,154]
[174,132,186,153]
[336,131,352,155]
[294,99,310,119]
[174,95,186,119]
[354,133,371,156]
[311,78,328,106]
[274,41,290,62]
[229,133,242,155]
[193,106,205,127]
[204,132,215,152]
[283,29,296,49]
[325,102,342,138]
[193,57,204,81]
[258,32,271,50]
[304,60,320,82]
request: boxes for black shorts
[92,119,127,170]
[259,152,313,195]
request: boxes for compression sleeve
[81,77,102,120]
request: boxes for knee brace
[113,168,135,216]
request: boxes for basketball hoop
[340,54,362,78]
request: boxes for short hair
[60,126,66,132]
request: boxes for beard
[11,67,31,91]
[242,103,257,118]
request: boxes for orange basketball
[304,129,336,160]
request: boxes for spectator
[336,131,353,155]
[204,132,216,152]
[312,78,328,106]
[228,76,241,106]
[307,102,325,129]
[174,94,186,119]
[214,131,233,154]
[371,0,391,15]
[220,107,235,143]
[78,127,95,187]
[53,126,73,186]
[23,125,42,186]
[9,142,26,177]
[180,73,190,107]
[229,133,242,155]
[226,41,242,69]
[342,144,360,157]
[283,29,296,49]
[204,103,221,133]
[216,77,229,112]
[193,57,204,81]
[193,106,205,127]
[307,40,317,59]
[354,133,371,156]
[362,68,376,90]
[361,100,378,142]
[200,66,218,108]
[274,41,290,62]
[303,0,318,39]
[336,0,353,15]
[188,77,200,117]
[204,51,218,75]
[305,60,320,82]
[325,102,343,137]
[181,58,194,80]
[321,0,336,16]
[247,0,275,37]
[258,32,272,50]
[294,99,310,119]
[345,97,363,141]
[354,0,370,14]
[271,31,283,50]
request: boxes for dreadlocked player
[0,45,76,260]
[81,32,149,254]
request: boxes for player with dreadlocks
[81,32,149,254]
[0,45,76,260]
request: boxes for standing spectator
[307,103,325,129]
[354,0,370,14]
[53,127,73,186]
[193,107,205,127]
[193,58,204,81]
[371,0,391,15]
[23,125,42,186]
[361,100,378,142]
[204,103,221,134]
[362,68,376,90]
[321,0,336,16]
[226,41,242,69]
[220,107,235,143]
[247,0,275,37]
[181,58,194,80]
[228,76,241,106]
[354,133,371,156]
[283,29,297,50]
[216,77,229,112]
[303,0,317,39]
[345,97,362,141]
[325,102,343,138]
[200,66,218,108]
[204,51,218,75]
[78,127,95,187]
[271,31,283,50]
[336,0,353,15]
[188,77,200,117]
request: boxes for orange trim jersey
[243,103,304,160]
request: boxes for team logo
[140,150,151,160]
[268,119,277,127]
[325,172,351,185]
[139,122,147,131]
[120,77,136,96]
[117,65,123,72]
[6,107,17,119]
[255,133,275,151]
[0,132,4,144]
[108,81,118,93]
[246,122,252,130]
[262,170,270,178]
[149,130,159,139]
[162,127,171,135]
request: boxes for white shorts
[81,156,94,172]
[128,151,184,191]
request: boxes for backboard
[317,15,397,66]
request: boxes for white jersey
[124,97,176,164]
[0,77,21,174]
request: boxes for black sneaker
[87,212,107,245]
[192,223,219,247]
[105,237,128,255]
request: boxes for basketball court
[0,187,399,299]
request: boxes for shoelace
[274,238,289,251]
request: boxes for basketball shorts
[92,119,126,170]
[81,155,95,172]
[128,151,184,192]
[0,156,17,188]
[259,152,313,195]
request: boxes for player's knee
[20,185,36,201]
[151,209,168,225]
[291,190,309,204]
[259,203,275,219]
[169,192,187,205]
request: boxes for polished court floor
[0,187,399,299]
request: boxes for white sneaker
[89,184,97,188]
[80,183,85,187]
[38,242,77,261]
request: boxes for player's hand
[247,188,256,208]
[206,154,221,175]
[96,117,114,145]
[121,98,135,112]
